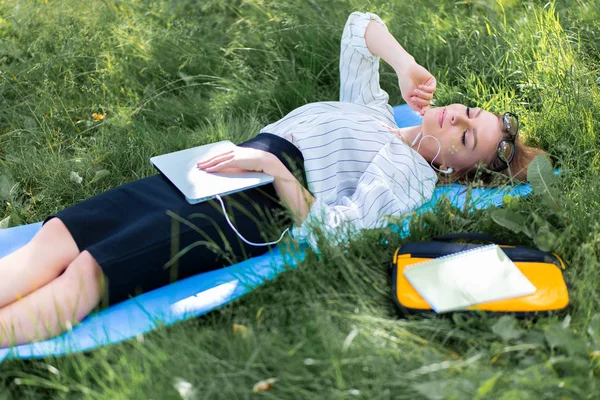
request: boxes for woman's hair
[486,135,547,181]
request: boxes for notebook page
[403,244,537,313]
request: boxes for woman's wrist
[393,56,417,76]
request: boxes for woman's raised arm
[339,12,393,114]
[364,18,436,114]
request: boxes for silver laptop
[151,140,274,205]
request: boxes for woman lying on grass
[0,11,543,346]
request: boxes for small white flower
[14,378,21,385]
[173,377,196,400]
[348,389,361,396]
[70,171,83,184]
[252,378,278,393]
[136,334,144,343]
[303,358,315,365]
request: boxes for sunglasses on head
[492,112,519,172]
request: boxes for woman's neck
[395,125,439,165]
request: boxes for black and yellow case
[389,234,570,318]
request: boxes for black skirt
[43,133,307,305]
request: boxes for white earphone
[412,131,453,175]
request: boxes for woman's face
[421,104,505,173]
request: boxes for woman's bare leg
[0,217,80,308]
[0,250,104,347]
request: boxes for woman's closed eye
[462,107,471,146]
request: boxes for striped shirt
[259,11,438,252]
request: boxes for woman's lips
[439,108,446,128]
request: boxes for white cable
[215,194,290,247]
[414,130,452,174]
[410,130,423,147]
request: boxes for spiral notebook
[403,244,537,313]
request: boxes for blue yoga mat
[0,105,532,362]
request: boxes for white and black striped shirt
[260,11,437,252]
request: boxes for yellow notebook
[403,244,537,313]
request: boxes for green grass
[1,0,600,398]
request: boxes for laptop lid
[150,140,274,205]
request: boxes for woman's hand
[398,61,436,116]
[197,146,273,173]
